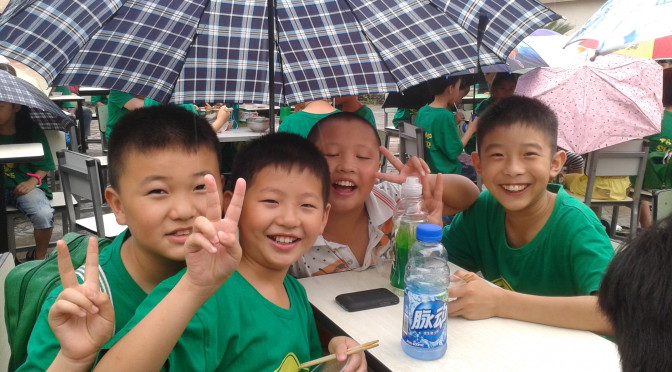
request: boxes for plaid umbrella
[0,0,558,106]
[0,70,75,131]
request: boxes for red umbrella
[580,36,672,60]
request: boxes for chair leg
[610,206,619,238]
[630,203,639,238]
[7,215,17,260]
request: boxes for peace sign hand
[48,238,115,365]
[183,174,246,295]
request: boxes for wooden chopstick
[298,340,379,369]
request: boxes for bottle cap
[401,176,422,197]
[416,224,442,242]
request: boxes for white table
[1,143,44,254]
[298,268,620,372]
[217,127,267,143]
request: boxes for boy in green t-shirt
[90,133,366,371]
[415,76,476,175]
[19,105,228,371]
[444,96,614,335]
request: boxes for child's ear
[320,203,331,233]
[550,149,567,178]
[222,190,234,213]
[471,152,482,175]
[105,188,127,226]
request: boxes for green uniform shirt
[278,109,340,138]
[415,104,463,175]
[443,184,614,296]
[106,90,197,139]
[353,104,376,127]
[53,86,76,109]
[1,126,55,198]
[18,230,147,371]
[474,97,493,116]
[104,271,322,371]
[646,110,672,153]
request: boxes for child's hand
[184,175,245,294]
[13,179,37,196]
[48,238,115,365]
[422,173,445,226]
[448,269,504,320]
[376,146,430,184]
[325,336,368,372]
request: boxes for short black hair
[307,111,381,147]
[663,68,672,108]
[107,105,221,190]
[230,132,330,206]
[490,72,518,90]
[0,63,17,76]
[477,95,558,153]
[599,216,672,372]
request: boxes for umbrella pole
[268,0,276,133]
[474,12,489,106]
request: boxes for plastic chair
[57,150,125,238]
[566,139,649,238]
[397,122,425,164]
[96,105,108,153]
[652,189,672,222]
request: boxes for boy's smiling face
[106,146,222,265]
[237,165,330,272]
[314,120,380,214]
[472,123,565,215]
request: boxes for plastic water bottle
[390,177,428,292]
[401,224,449,360]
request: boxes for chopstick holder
[298,340,379,369]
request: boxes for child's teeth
[275,236,295,244]
[175,230,191,236]
[335,180,354,187]
[503,185,526,192]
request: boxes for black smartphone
[335,288,399,312]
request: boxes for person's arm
[460,117,478,148]
[376,147,480,217]
[448,270,613,336]
[93,175,245,372]
[46,238,115,372]
[210,106,231,132]
[122,97,145,111]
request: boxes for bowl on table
[246,117,270,132]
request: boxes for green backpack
[643,151,672,190]
[4,233,112,372]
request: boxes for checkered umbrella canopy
[0,70,75,131]
[0,0,558,106]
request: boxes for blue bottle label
[402,289,447,348]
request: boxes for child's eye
[357,155,372,160]
[261,199,278,205]
[524,152,540,157]
[489,153,504,158]
[194,184,206,191]
[323,153,338,157]
[301,203,318,209]
[148,189,167,195]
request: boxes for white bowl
[247,117,270,132]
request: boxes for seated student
[599,216,672,372]
[443,96,614,335]
[468,73,518,155]
[92,133,366,371]
[415,76,476,175]
[289,112,480,278]
[334,95,376,127]
[0,99,55,261]
[278,99,341,137]
[18,105,226,370]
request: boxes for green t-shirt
[443,184,614,296]
[415,104,463,175]
[91,95,108,106]
[646,110,672,153]
[103,270,322,371]
[1,126,55,198]
[106,90,197,139]
[18,230,148,371]
[278,109,340,138]
[53,86,76,109]
[474,97,493,116]
[353,104,376,127]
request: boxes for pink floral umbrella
[515,54,664,155]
